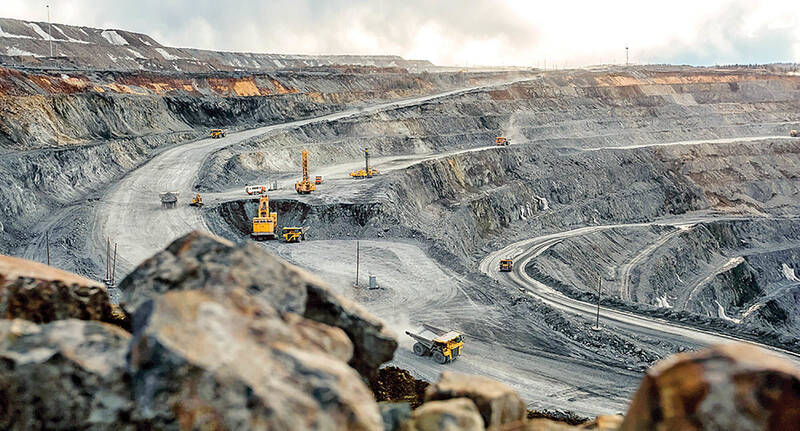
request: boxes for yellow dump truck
[495,137,510,146]
[210,129,226,139]
[791,130,799,137]
[406,324,464,364]
[282,226,308,243]
[499,259,513,272]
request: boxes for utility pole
[625,46,629,66]
[111,243,117,286]
[354,241,360,287]
[593,278,602,330]
[46,5,53,57]
[45,231,50,266]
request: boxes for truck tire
[413,343,427,356]
[433,351,447,364]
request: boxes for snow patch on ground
[52,25,90,44]
[101,30,128,46]
[24,22,51,40]
[0,24,34,39]
[138,37,151,46]
[126,48,145,59]
[155,47,180,60]
[782,263,799,282]
[6,46,40,57]
[654,295,672,308]
[537,196,550,211]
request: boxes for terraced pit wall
[0,66,525,253]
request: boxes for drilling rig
[350,148,380,178]
[295,149,316,194]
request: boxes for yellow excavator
[295,149,317,194]
[251,195,277,240]
[189,193,203,207]
[350,148,380,178]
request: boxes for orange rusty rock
[620,344,800,431]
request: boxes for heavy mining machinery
[251,195,277,240]
[495,137,510,146]
[350,147,380,178]
[792,130,799,137]
[189,193,204,207]
[210,129,226,138]
[499,259,513,272]
[295,149,317,194]
[282,226,308,243]
[406,324,464,364]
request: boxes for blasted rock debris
[620,343,800,431]
[0,254,121,325]
[0,319,132,430]
[403,398,485,431]
[119,230,397,381]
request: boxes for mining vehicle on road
[792,130,799,137]
[189,193,204,207]
[350,147,380,178]
[499,259,513,272]
[406,324,464,364]
[210,129,226,138]
[159,192,179,209]
[495,136,510,146]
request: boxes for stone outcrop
[620,343,800,430]
[425,371,526,428]
[0,255,123,326]
[128,289,381,430]
[0,319,132,430]
[118,230,397,381]
[403,398,485,431]
[493,415,623,430]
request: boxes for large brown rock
[620,343,800,431]
[0,254,118,324]
[128,289,381,430]
[0,319,133,430]
[425,371,527,428]
[118,230,397,381]
[403,398,485,431]
[492,415,623,430]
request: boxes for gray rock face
[0,319,132,430]
[119,230,397,382]
[128,289,380,430]
[403,398,484,431]
[425,371,526,428]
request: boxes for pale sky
[1,0,799,67]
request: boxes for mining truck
[282,226,308,243]
[495,137,510,146]
[499,259,513,272]
[159,191,179,209]
[210,129,226,138]
[791,130,799,137]
[189,193,204,207]
[406,324,464,364]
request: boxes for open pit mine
[1,15,800,431]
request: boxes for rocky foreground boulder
[118,230,396,382]
[620,343,800,431]
[0,254,120,325]
[425,371,526,428]
[0,319,132,430]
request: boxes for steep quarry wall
[0,65,516,255]
[199,68,800,191]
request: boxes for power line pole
[354,241,360,287]
[46,5,53,57]
[626,46,629,66]
[593,278,602,330]
[45,231,50,266]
